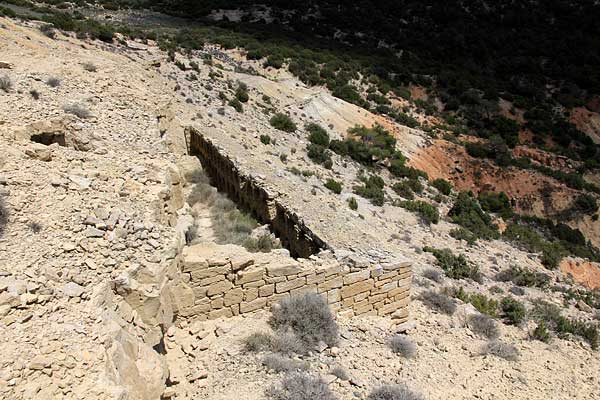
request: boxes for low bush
[29,89,40,100]
[306,144,332,166]
[269,292,339,349]
[306,123,330,147]
[387,335,417,359]
[495,265,551,288]
[500,297,527,325]
[46,77,61,87]
[419,290,457,315]
[0,75,12,92]
[422,268,444,283]
[468,314,501,339]
[270,113,297,132]
[423,247,482,282]
[244,233,280,253]
[82,62,97,72]
[392,181,414,200]
[28,222,42,233]
[243,330,304,355]
[480,340,520,361]
[229,98,243,113]
[448,192,500,241]
[396,200,439,224]
[447,287,498,316]
[432,178,452,195]
[243,332,274,352]
[235,82,249,103]
[450,228,477,245]
[262,354,309,373]
[267,372,337,400]
[478,191,512,217]
[367,384,424,400]
[63,103,92,119]
[348,197,358,210]
[353,174,385,206]
[260,134,271,145]
[324,179,342,194]
[532,301,599,349]
[531,321,551,343]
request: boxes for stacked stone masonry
[175,245,411,324]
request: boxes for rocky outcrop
[560,257,600,290]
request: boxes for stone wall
[187,126,327,258]
[173,243,411,325]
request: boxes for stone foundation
[173,243,412,325]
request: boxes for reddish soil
[408,140,578,217]
[560,258,600,290]
[570,107,600,144]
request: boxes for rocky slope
[0,14,599,400]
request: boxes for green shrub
[269,292,338,349]
[260,134,271,145]
[448,192,500,240]
[396,200,439,224]
[306,123,330,146]
[478,191,512,217]
[532,321,551,343]
[348,197,358,210]
[324,179,342,194]
[229,98,243,113]
[432,178,452,195]
[574,193,598,214]
[353,175,385,206]
[270,113,297,132]
[423,247,482,282]
[235,83,249,103]
[495,265,551,288]
[330,124,396,165]
[501,297,526,325]
[448,287,498,317]
[450,228,477,245]
[406,178,423,194]
[532,301,599,349]
[392,181,414,200]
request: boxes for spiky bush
[468,314,500,339]
[262,354,309,373]
[419,290,456,315]
[480,340,520,361]
[269,292,339,349]
[0,75,12,93]
[367,384,424,400]
[267,372,337,400]
[387,335,417,358]
[0,194,8,236]
[63,103,92,119]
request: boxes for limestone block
[317,276,343,292]
[259,284,274,297]
[223,288,244,306]
[206,280,233,296]
[235,269,265,285]
[275,277,306,293]
[209,307,233,319]
[245,287,259,302]
[340,279,374,299]
[240,297,267,313]
[343,270,371,285]
[266,263,302,277]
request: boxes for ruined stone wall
[186,127,327,258]
[174,244,411,325]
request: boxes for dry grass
[480,340,520,361]
[388,335,417,358]
[267,372,337,400]
[368,384,424,400]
